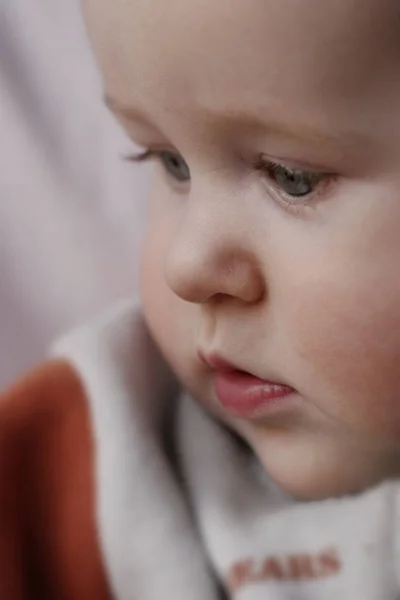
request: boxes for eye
[158,150,191,182]
[256,158,327,198]
[126,148,191,183]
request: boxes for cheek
[139,181,177,354]
[289,269,400,434]
[140,220,177,357]
[139,201,197,385]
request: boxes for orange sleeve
[0,360,113,600]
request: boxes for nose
[164,199,265,305]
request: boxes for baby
[2,0,400,598]
[86,0,400,498]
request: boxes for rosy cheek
[290,276,400,434]
[140,228,172,339]
[140,221,195,377]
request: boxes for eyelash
[253,156,334,210]
[126,148,334,212]
[127,149,159,163]
[126,149,191,187]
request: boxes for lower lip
[214,370,295,418]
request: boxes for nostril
[209,293,229,305]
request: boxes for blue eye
[269,164,323,197]
[256,158,326,198]
[126,148,191,183]
[159,151,191,182]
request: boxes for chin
[247,431,391,501]
[263,465,374,501]
[271,472,358,501]
[261,462,345,501]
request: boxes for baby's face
[84,0,400,498]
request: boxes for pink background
[0,0,149,388]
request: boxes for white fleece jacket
[52,300,400,600]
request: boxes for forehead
[84,0,400,135]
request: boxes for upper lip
[198,350,244,373]
[198,349,293,389]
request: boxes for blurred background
[0,0,149,388]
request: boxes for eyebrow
[104,93,366,150]
[104,94,152,125]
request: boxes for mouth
[198,350,296,419]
